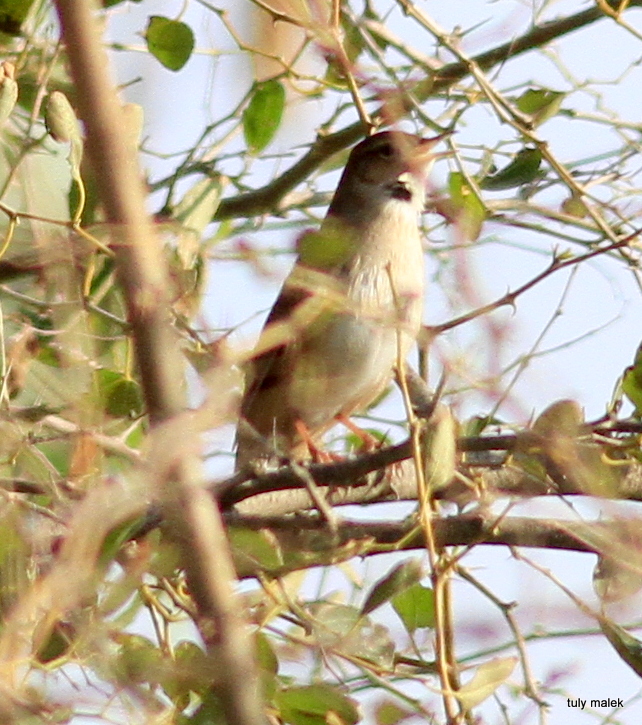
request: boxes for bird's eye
[377,143,394,159]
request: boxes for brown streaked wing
[241,284,313,412]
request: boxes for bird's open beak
[408,129,454,173]
[417,129,454,156]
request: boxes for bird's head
[328,130,449,220]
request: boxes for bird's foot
[294,420,342,463]
[336,414,382,452]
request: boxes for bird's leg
[336,414,381,452]
[294,420,339,463]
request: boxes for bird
[236,129,446,471]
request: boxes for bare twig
[456,566,547,718]
[427,233,640,336]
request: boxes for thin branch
[41,413,141,462]
[455,566,546,714]
[427,233,640,336]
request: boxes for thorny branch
[426,232,641,337]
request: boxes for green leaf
[448,172,486,241]
[461,414,504,437]
[161,640,212,707]
[275,684,359,725]
[344,426,388,453]
[113,633,165,686]
[256,631,279,699]
[296,217,357,269]
[532,398,583,437]
[341,15,365,63]
[480,148,542,191]
[600,617,642,677]
[99,517,147,568]
[623,343,642,416]
[229,526,284,572]
[455,656,517,710]
[362,560,422,616]
[243,79,286,153]
[561,193,589,218]
[374,700,415,725]
[188,690,224,724]
[0,74,17,128]
[256,631,278,676]
[308,602,395,667]
[0,0,36,34]
[516,88,565,126]
[0,511,30,615]
[593,556,642,603]
[44,91,84,180]
[44,90,80,144]
[95,369,144,418]
[37,623,73,664]
[174,177,222,235]
[148,538,182,579]
[364,5,390,50]
[145,16,195,71]
[423,404,456,493]
[391,582,435,632]
[324,16,364,87]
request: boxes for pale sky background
[76,1,642,722]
